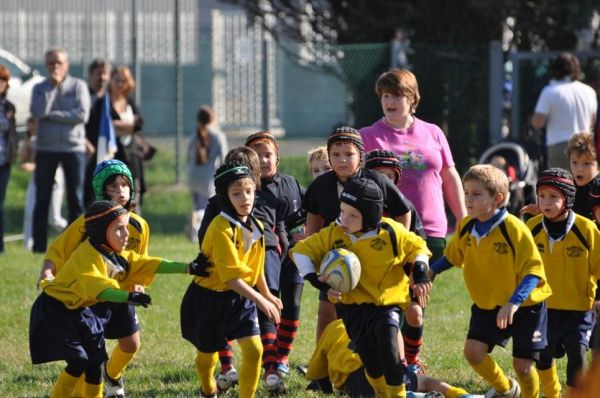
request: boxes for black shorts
[279,255,304,287]
[467,302,547,359]
[543,309,594,358]
[29,293,107,366]
[180,282,260,352]
[90,301,139,340]
[337,304,403,353]
[264,248,282,292]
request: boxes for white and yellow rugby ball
[319,248,361,293]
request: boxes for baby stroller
[479,141,538,215]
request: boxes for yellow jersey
[46,211,149,273]
[195,213,265,291]
[291,217,430,307]
[40,241,162,309]
[445,213,551,310]
[527,213,600,311]
[306,319,362,390]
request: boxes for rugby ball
[319,248,361,293]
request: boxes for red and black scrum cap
[365,149,402,182]
[327,126,364,155]
[536,167,576,209]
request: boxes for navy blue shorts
[337,304,403,353]
[467,302,547,359]
[264,248,282,292]
[344,366,417,397]
[592,319,600,350]
[90,301,139,340]
[279,255,304,287]
[29,293,108,365]
[543,309,594,358]
[180,282,260,352]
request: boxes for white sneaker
[265,372,285,394]
[103,363,125,398]
[484,376,521,398]
[216,367,238,392]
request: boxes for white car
[0,48,45,131]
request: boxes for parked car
[0,48,45,131]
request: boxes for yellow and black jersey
[306,319,362,389]
[46,211,149,273]
[291,217,430,307]
[39,241,162,309]
[527,213,600,311]
[445,213,551,310]
[195,213,265,291]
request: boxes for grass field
[0,152,566,397]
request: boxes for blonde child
[180,161,282,398]
[430,164,552,398]
[307,146,331,179]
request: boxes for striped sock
[276,318,299,365]
[218,341,234,373]
[402,323,423,365]
[260,330,278,370]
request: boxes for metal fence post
[174,0,182,183]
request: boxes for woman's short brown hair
[0,65,10,96]
[375,68,420,113]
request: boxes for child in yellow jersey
[306,319,474,398]
[430,164,552,398]
[526,168,600,397]
[292,177,432,398]
[35,159,150,398]
[180,161,282,398]
[30,201,199,398]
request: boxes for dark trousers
[0,163,10,252]
[33,151,85,253]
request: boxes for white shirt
[534,78,597,145]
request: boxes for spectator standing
[187,105,228,241]
[0,65,17,253]
[30,48,90,253]
[108,66,145,212]
[532,52,597,170]
[19,117,68,250]
[84,58,111,207]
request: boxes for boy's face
[339,202,363,234]
[373,166,398,185]
[381,92,412,122]
[228,178,255,218]
[107,214,130,252]
[251,141,278,179]
[310,158,332,179]
[537,187,567,220]
[105,175,131,207]
[569,152,598,186]
[329,142,361,181]
[463,179,503,221]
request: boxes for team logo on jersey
[532,330,542,343]
[370,238,387,251]
[566,246,583,257]
[536,243,545,253]
[126,237,141,250]
[333,239,346,249]
[494,242,509,254]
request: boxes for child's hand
[133,285,145,293]
[496,303,518,329]
[258,298,281,324]
[519,204,540,217]
[36,271,55,290]
[126,292,152,307]
[188,252,212,276]
[264,292,283,312]
[412,282,431,308]
[327,288,342,303]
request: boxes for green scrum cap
[92,159,135,203]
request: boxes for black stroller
[479,141,538,215]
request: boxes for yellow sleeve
[73,247,120,302]
[45,215,86,272]
[398,229,431,265]
[306,319,345,381]
[444,217,471,268]
[118,250,163,290]
[589,226,600,281]
[291,226,335,272]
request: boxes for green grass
[0,153,569,397]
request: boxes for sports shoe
[216,367,239,392]
[424,392,445,398]
[277,362,290,376]
[406,392,445,398]
[265,371,285,394]
[199,390,217,398]
[484,376,521,398]
[407,358,427,375]
[103,363,125,398]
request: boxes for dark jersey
[573,176,598,221]
[303,168,411,226]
